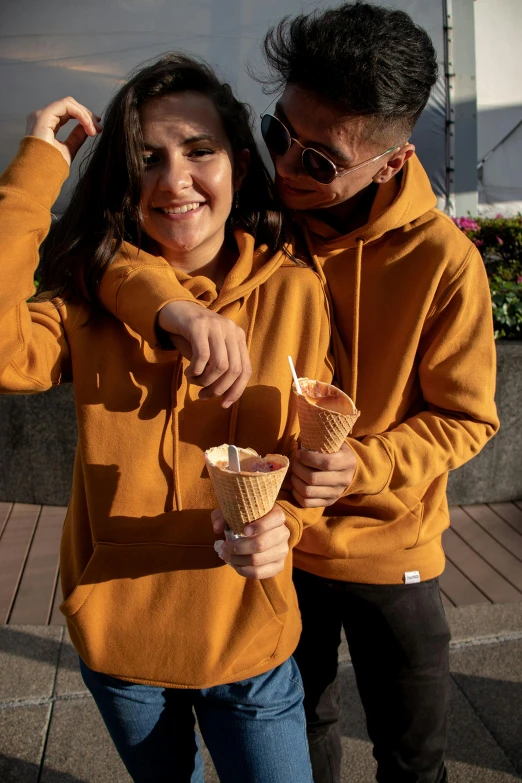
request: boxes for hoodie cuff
[276,501,303,548]
[1,137,70,209]
[98,263,203,347]
[343,435,393,496]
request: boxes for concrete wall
[447,341,522,505]
[0,342,519,507]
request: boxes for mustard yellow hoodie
[0,137,332,687]
[106,153,499,586]
[293,155,499,583]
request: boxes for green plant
[490,276,522,340]
[453,214,522,340]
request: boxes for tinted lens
[302,148,336,184]
[261,115,291,156]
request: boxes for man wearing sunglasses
[256,4,498,783]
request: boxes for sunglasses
[261,113,402,185]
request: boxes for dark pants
[293,568,451,783]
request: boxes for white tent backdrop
[475,0,522,216]
[0,0,448,214]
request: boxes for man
[97,4,498,781]
[254,4,498,782]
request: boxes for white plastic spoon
[288,355,302,394]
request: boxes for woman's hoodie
[0,137,332,687]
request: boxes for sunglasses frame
[261,112,403,185]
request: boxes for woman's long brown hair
[38,53,287,305]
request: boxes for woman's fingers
[216,506,290,579]
[211,509,226,535]
[64,122,90,160]
[26,97,102,164]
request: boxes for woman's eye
[142,153,158,165]
[189,148,215,158]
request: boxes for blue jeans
[80,656,313,783]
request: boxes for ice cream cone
[205,445,289,535]
[293,379,360,453]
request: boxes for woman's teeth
[161,203,200,214]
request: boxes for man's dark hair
[262,1,438,138]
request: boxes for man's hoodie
[0,137,332,687]
[111,152,499,585]
[293,155,499,583]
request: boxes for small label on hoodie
[404,570,421,584]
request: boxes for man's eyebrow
[274,102,351,164]
[141,134,218,149]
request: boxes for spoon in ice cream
[228,444,241,472]
[288,356,302,395]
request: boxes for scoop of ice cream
[305,393,350,414]
[240,457,279,473]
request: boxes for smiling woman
[0,52,332,782]
[139,92,248,281]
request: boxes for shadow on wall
[478,103,522,207]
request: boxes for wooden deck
[1,501,522,625]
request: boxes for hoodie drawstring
[171,353,184,511]
[352,237,364,406]
[227,286,259,446]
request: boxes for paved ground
[1,603,521,782]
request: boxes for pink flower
[473,239,484,247]
[454,216,479,232]
[496,236,504,245]
[517,276,522,284]
[495,213,503,219]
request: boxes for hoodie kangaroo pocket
[300,491,424,561]
[60,542,289,687]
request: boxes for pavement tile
[338,663,377,781]
[54,629,88,697]
[451,639,522,775]
[0,625,62,702]
[446,678,520,781]
[336,660,521,782]
[0,703,50,782]
[199,740,219,782]
[40,697,130,783]
[446,603,522,642]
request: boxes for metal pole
[443,0,456,216]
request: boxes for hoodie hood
[298,154,437,252]
[293,154,438,406]
[119,228,289,314]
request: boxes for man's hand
[158,301,252,408]
[291,441,357,507]
[211,505,290,579]
[26,97,102,166]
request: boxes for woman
[0,55,332,781]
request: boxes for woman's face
[139,92,244,264]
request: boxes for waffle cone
[293,379,360,453]
[205,445,289,535]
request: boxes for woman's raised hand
[158,301,253,408]
[26,97,102,166]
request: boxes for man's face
[266,84,407,213]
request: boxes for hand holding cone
[205,445,289,535]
